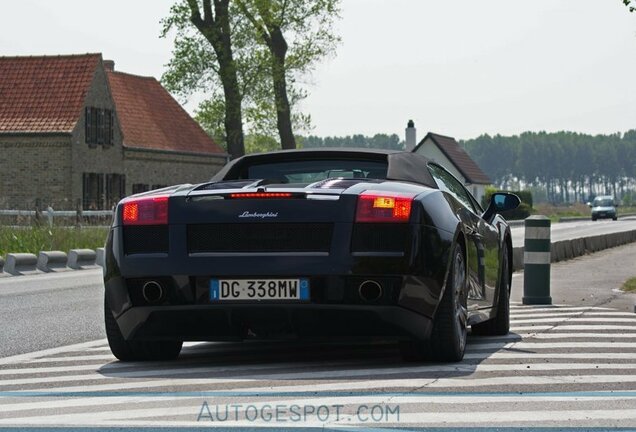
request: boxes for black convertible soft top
[212,148,438,189]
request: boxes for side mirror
[482,192,521,221]
[586,202,592,208]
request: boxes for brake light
[122,196,169,225]
[230,193,293,199]
[356,191,415,223]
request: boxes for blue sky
[1,0,635,140]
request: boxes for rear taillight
[355,191,415,223]
[122,196,169,225]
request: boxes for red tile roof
[0,54,100,133]
[106,71,224,155]
[419,132,491,184]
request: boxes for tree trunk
[269,27,296,150]
[189,0,245,159]
[218,60,245,159]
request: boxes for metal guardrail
[0,210,113,217]
[0,209,113,227]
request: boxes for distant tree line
[462,130,636,204]
[302,134,404,150]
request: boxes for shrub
[482,188,534,220]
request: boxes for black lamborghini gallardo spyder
[103,149,519,362]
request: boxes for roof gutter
[0,131,72,137]
[123,145,230,162]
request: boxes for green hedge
[482,187,534,220]
[0,226,109,257]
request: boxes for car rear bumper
[105,273,439,342]
[114,303,433,342]
[592,212,616,219]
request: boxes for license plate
[210,278,310,301]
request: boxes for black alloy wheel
[472,243,511,336]
[104,296,182,361]
[400,243,468,362]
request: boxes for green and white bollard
[522,215,552,305]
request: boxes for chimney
[103,60,115,72]
[405,119,416,151]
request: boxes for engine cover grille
[351,224,409,252]
[123,225,169,255]
[187,223,333,253]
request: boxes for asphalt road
[0,299,635,427]
[510,215,636,246]
[0,269,105,358]
[511,241,636,311]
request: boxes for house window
[105,174,126,209]
[83,173,125,210]
[132,184,150,194]
[82,173,103,210]
[85,107,113,146]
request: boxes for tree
[624,0,635,12]
[234,0,341,150]
[162,0,339,156]
[184,0,246,158]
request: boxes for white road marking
[464,352,636,360]
[0,393,632,416]
[3,402,636,426]
[510,317,636,324]
[4,361,636,389]
[510,306,615,311]
[479,332,636,340]
[2,304,636,427]
[467,341,636,350]
[26,355,116,363]
[511,325,636,331]
[506,311,636,319]
[0,340,108,366]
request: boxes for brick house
[0,54,227,210]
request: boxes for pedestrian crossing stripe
[0,304,635,428]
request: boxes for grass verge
[622,277,636,293]
[0,226,109,257]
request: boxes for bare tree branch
[235,0,272,46]
[202,0,214,24]
[186,0,205,28]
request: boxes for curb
[36,251,69,273]
[0,248,104,277]
[96,248,105,268]
[68,249,97,270]
[513,228,636,271]
[5,253,38,276]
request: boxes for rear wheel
[400,244,467,362]
[104,296,182,361]
[472,243,511,336]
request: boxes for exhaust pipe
[142,281,164,303]
[358,280,383,302]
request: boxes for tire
[400,244,468,362]
[591,217,597,221]
[104,296,182,361]
[613,217,618,221]
[472,243,511,336]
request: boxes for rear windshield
[240,159,388,184]
[593,198,614,207]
